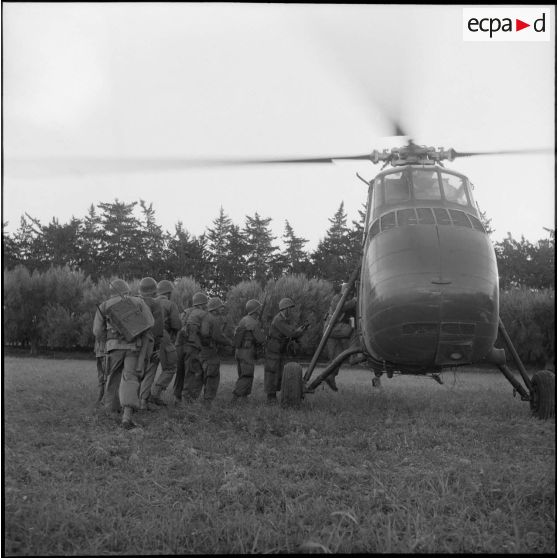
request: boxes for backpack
[104,297,154,342]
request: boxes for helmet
[246,299,261,315]
[157,279,174,296]
[139,277,158,297]
[207,297,224,312]
[279,297,295,311]
[110,279,130,296]
[192,292,208,307]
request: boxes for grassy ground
[3,357,555,555]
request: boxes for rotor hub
[371,141,456,167]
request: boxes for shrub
[171,276,204,312]
[40,304,81,349]
[498,288,555,367]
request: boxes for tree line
[2,199,555,293]
[2,200,364,297]
[3,265,555,367]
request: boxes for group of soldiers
[92,277,335,430]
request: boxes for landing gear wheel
[530,370,556,420]
[280,362,303,407]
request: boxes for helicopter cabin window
[411,169,442,200]
[383,172,409,205]
[416,207,436,225]
[397,208,418,227]
[380,212,396,231]
[440,173,469,206]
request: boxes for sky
[2,3,556,251]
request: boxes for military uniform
[94,338,107,403]
[199,306,233,402]
[233,313,266,398]
[264,310,304,397]
[175,306,207,402]
[138,288,164,409]
[150,295,181,400]
[174,307,192,401]
[92,293,154,418]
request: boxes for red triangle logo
[516,19,530,31]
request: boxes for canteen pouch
[106,298,154,342]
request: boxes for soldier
[174,291,208,405]
[264,297,306,404]
[94,337,107,405]
[174,302,192,406]
[149,280,182,406]
[137,277,164,411]
[324,282,357,391]
[232,299,266,401]
[199,297,234,404]
[92,279,154,429]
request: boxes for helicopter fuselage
[357,164,499,373]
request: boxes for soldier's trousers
[181,348,204,401]
[152,339,178,395]
[173,344,186,399]
[264,352,285,394]
[201,357,220,401]
[104,349,141,412]
[234,358,255,397]
[96,356,106,389]
[139,345,160,401]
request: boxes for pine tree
[164,221,210,284]
[97,199,143,279]
[281,220,309,275]
[243,212,279,284]
[79,205,103,280]
[311,202,352,284]
[138,199,165,278]
[2,222,20,270]
[11,214,44,272]
[206,207,235,296]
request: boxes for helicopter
[157,138,554,419]
[8,136,555,419]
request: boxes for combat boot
[149,395,167,407]
[121,406,138,429]
[139,398,155,412]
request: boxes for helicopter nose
[359,224,499,367]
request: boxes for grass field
[3,356,556,554]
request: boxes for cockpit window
[412,169,441,200]
[440,172,469,206]
[383,172,409,204]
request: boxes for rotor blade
[452,147,554,158]
[386,114,408,138]
[5,154,374,178]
